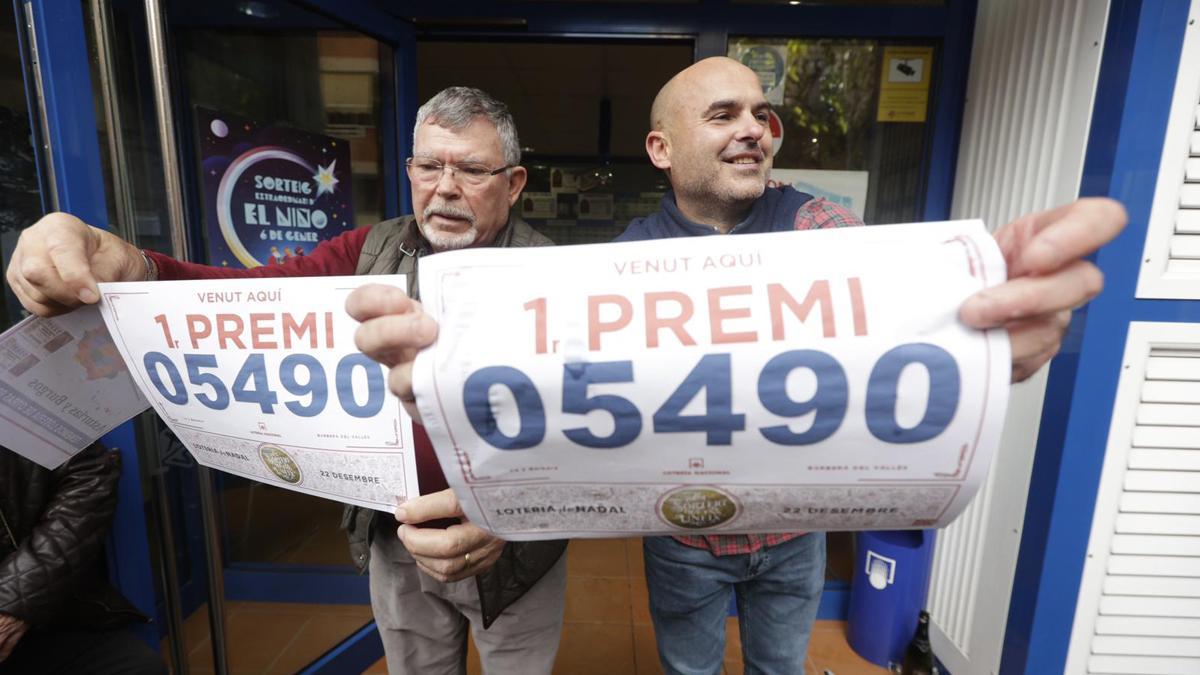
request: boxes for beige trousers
[368,530,567,675]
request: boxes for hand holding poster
[413,221,1010,540]
[97,276,416,511]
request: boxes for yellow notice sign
[877,46,934,123]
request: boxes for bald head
[644,56,773,231]
[650,57,760,131]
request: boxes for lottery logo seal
[657,486,741,530]
[259,444,302,484]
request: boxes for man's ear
[507,166,528,206]
[646,131,671,170]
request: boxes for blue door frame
[20,0,159,645]
[1002,1,1197,673]
[23,0,976,670]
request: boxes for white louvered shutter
[1137,2,1200,298]
[1066,324,1200,675]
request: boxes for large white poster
[414,221,1010,540]
[97,276,416,510]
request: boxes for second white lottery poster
[98,275,416,511]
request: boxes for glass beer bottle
[900,610,935,675]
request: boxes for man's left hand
[960,197,1127,382]
[395,489,506,583]
[0,613,29,663]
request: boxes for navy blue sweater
[615,186,816,241]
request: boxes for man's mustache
[423,203,476,224]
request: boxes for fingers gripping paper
[414,221,1010,540]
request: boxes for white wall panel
[1106,555,1200,577]
[1111,534,1200,556]
[1091,636,1200,657]
[1088,655,1200,675]
[1103,575,1200,597]
[1135,403,1200,425]
[1124,471,1200,492]
[1099,595,1200,617]
[1119,490,1200,512]
[1066,323,1200,675]
[926,1,1111,673]
[1136,1,1200,298]
[1094,616,1200,636]
[1145,356,1200,379]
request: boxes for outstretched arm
[6,212,370,316]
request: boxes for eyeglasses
[405,157,513,186]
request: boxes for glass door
[80,0,414,671]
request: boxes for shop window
[418,40,691,245]
[178,29,388,236]
[729,37,938,224]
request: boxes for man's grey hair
[413,87,521,167]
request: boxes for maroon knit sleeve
[147,226,370,280]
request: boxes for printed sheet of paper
[414,221,1010,540]
[0,306,148,468]
[98,276,416,511]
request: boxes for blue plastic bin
[846,529,936,668]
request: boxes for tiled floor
[167,601,373,674]
[172,536,884,674]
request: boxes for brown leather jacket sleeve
[0,444,121,627]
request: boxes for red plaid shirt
[673,197,864,556]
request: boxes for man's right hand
[0,613,29,662]
[6,212,148,317]
[347,283,439,422]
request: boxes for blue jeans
[643,533,826,675]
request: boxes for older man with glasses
[5,86,567,675]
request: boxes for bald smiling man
[608,56,1124,675]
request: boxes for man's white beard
[420,202,479,251]
[420,222,479,251]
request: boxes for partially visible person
[0,442,165,675]
[612,56,1124,675]
[3,86,568,675]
